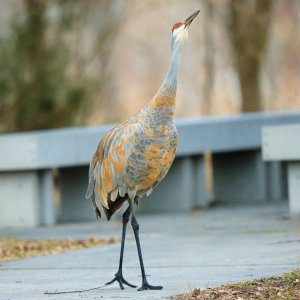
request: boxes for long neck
[148,41,181,113]
[161,43,181,93]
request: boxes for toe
[150,285,163,290]
[105,278,116,286]
[122,279,137,288]
[138,283,163,291]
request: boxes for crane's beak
[184,10,200,28]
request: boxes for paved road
[1,204,300,299]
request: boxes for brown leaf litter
[0,237,117,263]
[174,270,300,300]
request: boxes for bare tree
[201,0,215,116]
[227,0,273,112]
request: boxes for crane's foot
[105,272,137,290]
[137,282,163,291]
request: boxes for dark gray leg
[105,205,137,289]
[129,201,163,291]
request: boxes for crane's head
[171,10,199,47]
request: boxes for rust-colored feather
[86,110,178,220]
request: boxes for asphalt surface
[1,204,300,299]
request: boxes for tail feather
[91,195,101,219]
[85,177,95,199]
[103,196,128,221]
[86,176,101,219]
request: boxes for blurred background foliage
[0,0,299,133]
[0,0,125,132]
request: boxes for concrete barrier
[1,111,300,227]
[262,124,300,218]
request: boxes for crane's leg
[105,205,137,289]
[129,200,163,291]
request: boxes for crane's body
[86,10,199,291]
[87,83,178,220]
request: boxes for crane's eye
[172,22,182,33]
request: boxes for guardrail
[262,124,300,217]
[0,111,299,227]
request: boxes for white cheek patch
[174,26,188,44]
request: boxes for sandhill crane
[86,10,199,291]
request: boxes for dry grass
[174,270,300,300]
[0,237,117,263]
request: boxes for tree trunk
[202,0,215,116]
[227,0,273,112]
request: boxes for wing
[86,122,136,219]
[146,129,178,196]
